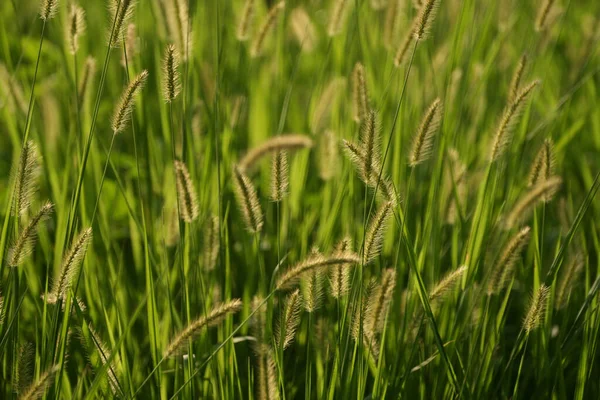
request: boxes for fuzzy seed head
[109,0,136,48]
[413,0,439,40]
[11,141,41,217]
[66,4,86,54]
[328,0,348,37]
[111,70,148,134]
[19,364,60,400]
[233,166,264,233]
[237,0,255,41]
[490,80,540,162]
[523,285,550,333]
[430,265,467,304]
[7,202,54,267]
[203,215,220,271]
[352,63,369,123]
[79,56,97,101]
[363,201,394,264]
[164,299,242,358]
[52,228,93,301]
[270,150,289,202]
[528,138,555,188]
[277,251,360,291]
[162,44,181,102]
[289,7,317,52]
[365,268,397,336]
[487,227,531,295]
[275,289,302,350]
[505,177,562,229]
[329,237,354,298]
[409,98,442,166]
[250,1,285,58]
[239,134,313,171]
[40,0,59,20]
[174,160,199,223]
[508,54,528,105]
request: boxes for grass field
[1,0,600,398]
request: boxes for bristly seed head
[66,4,86,55]
[523,284,550,333]
[7,202,54,267]
[490,80,540,162]
[11,141,41,217]
[232,166,264,233]
[109,0,136,48]
[40,0,59,20]
[413,0,439,41]
[162,44,181,102]
[250,1,285,58]
[111,70,148,134]
[270,150,289,202]
[363,201,394,264]
[352,62,369,123]
[174,160,199,223]
[237,0,255,42]
[409,98,442,166]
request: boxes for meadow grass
[0,0,600,398]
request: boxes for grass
[1,0,600,398]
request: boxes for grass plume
[363,201,394,264]
[508,54,528,104]
[276,251,360,290]
[50,227,93,301]
[490,80,540,162]
[233,166,264,233]
[528,138,555,188]
[505,177,562,229]
[413,0,439,41]
[8,202,54,267]
[66,3,86,54]
[250,1,285,58]
[109,0,136,47]
[352,62,369,123]
[409,98,442,166]
[162,44,181,102]
[11,141,40,216]
[487,227,531,295]
[174,160,199,223]
[275,289,302,349]
[163,299,243,358]
[523,284,550,333]
[270,150,289,202]
[111,69,148,134]
[239,134,313,170]
[237,0,255,41]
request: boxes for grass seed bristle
[523,284,550,333]
[270,150,289,202]
[413,0,439,41]
[239,134,313,170]
[162,44,181,102]
[505,177,562,229]
[164,299,242,358]
[487,227,531,295]
[111,70,148,134]
[352,63,369,123]
[250,1,285,58]
[409,98,442,166]
[8,202,53,267]
[174,160,199,223]
[66,4,86,54]
[11,141,41,217]
[490,79,540,161]
[274,289,302,349]
[233,166,264,233]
